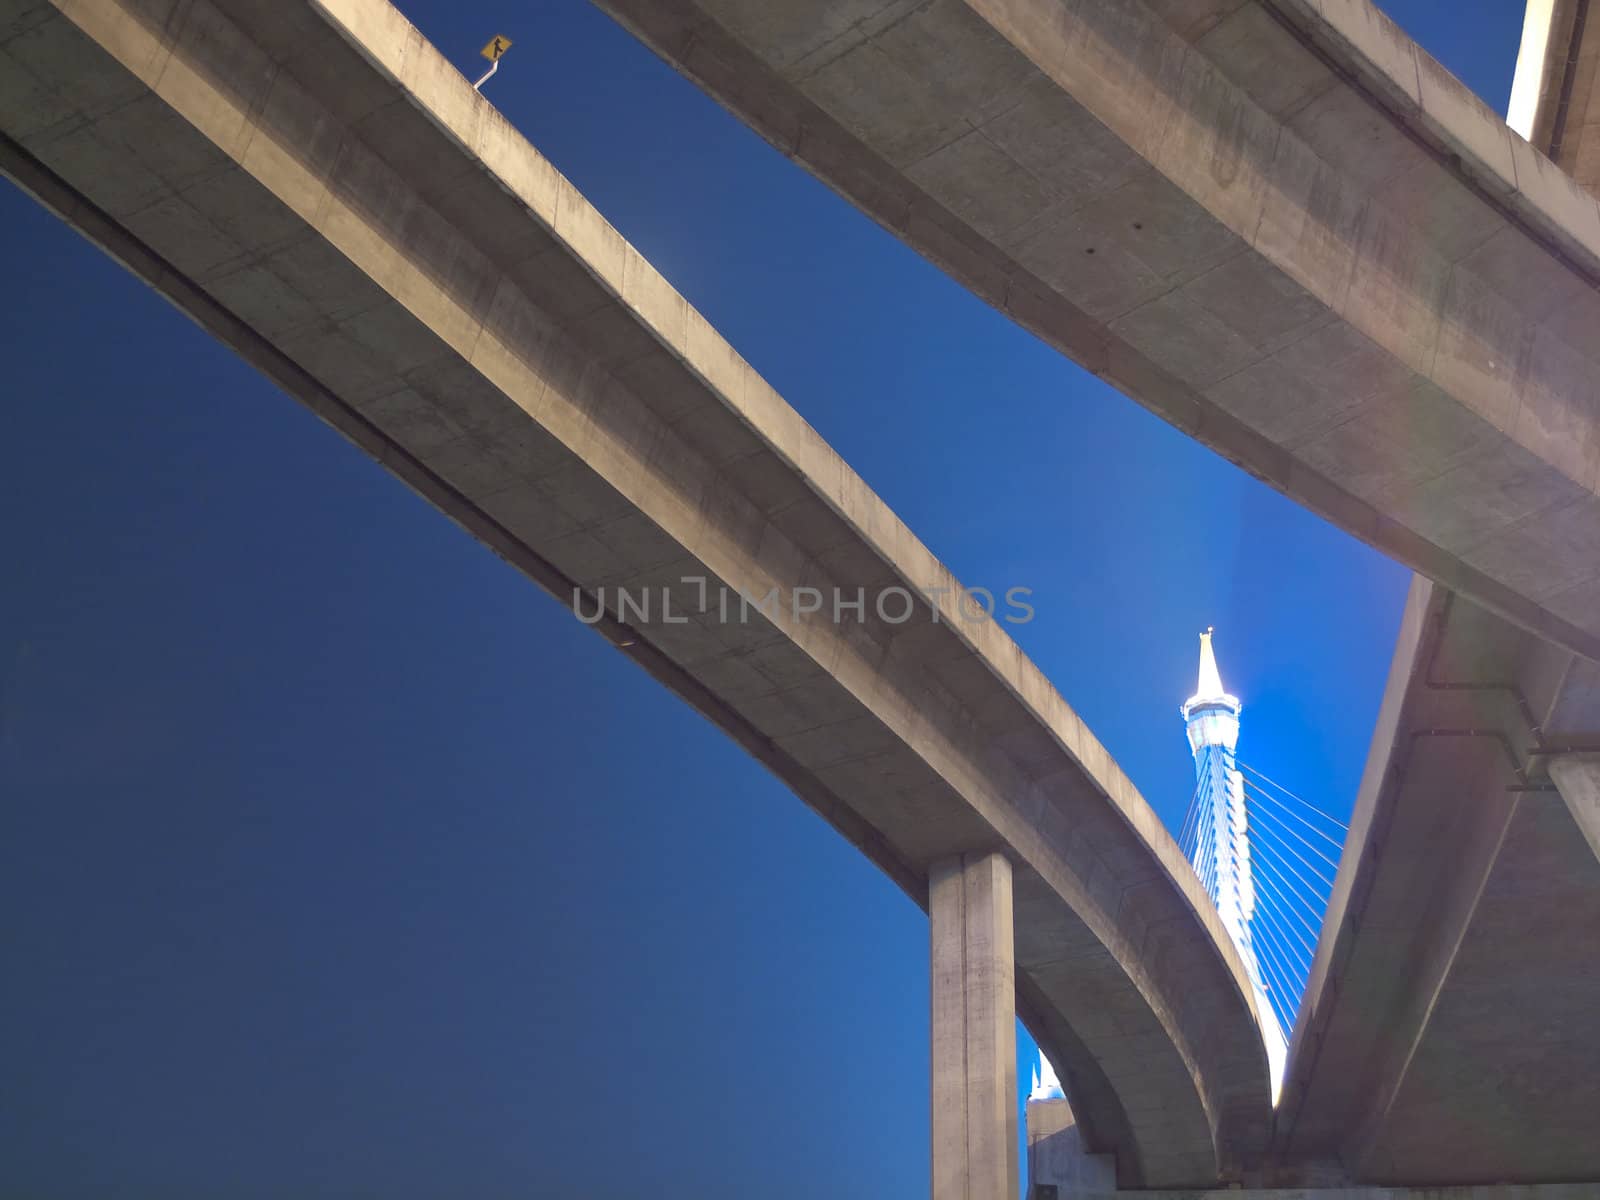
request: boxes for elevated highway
[1276,579,1600,1184]
[593,0,1600,665]
[8,0,1600,1191]
[575,0,1600,1187]
[1512,0,1600,196]
[0,0,1274,1187]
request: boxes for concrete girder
[0,0,1274,1185]
[591,0,1600,664]
[1278,578,1600,1184]
[1520,0,1600,197]
[1549,754,1600,863]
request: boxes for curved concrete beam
[1507,0,1559,140]
[591,0,1600,664]
[0,0,1273,1184]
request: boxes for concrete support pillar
[1549,753,1600,863]
[930,852,1019,1200]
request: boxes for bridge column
[1549,754,1600,863]
[930,852,1018,1200]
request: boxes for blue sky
[0,3,1522,1196]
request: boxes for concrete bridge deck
[10,0,1600,1190]
[577,0,1600,1184]
[593,0,1600,665]
[0,0,1275,1186]
[1516,0,1600,198]
[1277,578,1600,1185]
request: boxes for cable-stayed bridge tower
[1180,629,1287,1098]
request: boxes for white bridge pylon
[1180,629,1288,1101]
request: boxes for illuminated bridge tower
[1182,629,1287,1098]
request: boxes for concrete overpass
[592,0,1600,668]
[8,0,1600,1193]
[0,0,1277,1189]
[1511,0,1600,197]
[1015,581,1600,1190]
[1274,579,1600,1186]
[579,0,1600,1190]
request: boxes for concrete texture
[1550,753,1600,863]
[592,0,1600,664]
[1521,0,1600,197]
[1277,579,1600,1185]
[0,0,1274,1186]
[931,852,1018,1200]
[1026,1096,1117,1197]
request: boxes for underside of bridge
[6,0,1600,1191]
[579,1,1600,1184]
[1278,578,1600,1185]
[1517,0,1600,197]
[592,0,1600,669]
[0,0,1277,1188]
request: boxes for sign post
[473,35,513,91]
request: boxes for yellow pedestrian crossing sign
[480,35,512,62]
